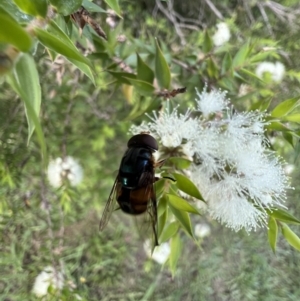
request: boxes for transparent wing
[147,183,159,247]
[99,176,119,231]
[140,172,158,247]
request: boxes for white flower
[191,107,289,231]
[132,87,290,232]
[130,105,199,157]
[238,84,251,97]
[195,86,228,117]
[32,266,64,297]
[212,22,231,46]
[47,156,83,188]
[284,164,295,175]
[144,240,170,264]
[194,223,211,238]
[255,61,285,82]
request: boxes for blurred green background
[1,0,300,300]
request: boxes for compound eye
[127,134,158,151]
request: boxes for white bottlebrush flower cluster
[212,22,231,46]
[47,156,83,188]
[255,61,285,82]
[144,239,170,264]
[130,87,290,232]
[194,223,211,238]
[32,266,64,297]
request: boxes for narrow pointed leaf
[154,178,166,197]
[282,114,300,123]
[203,30,212,53]
[0,9,32,52]
[49,0,82,15]
[68,58,95,84]
[167,157,191,169]
[35,28,91,67]
[11,54,41,143]
[281,223,300,251]
[157,194,168,218]
[266,208,300,225]
[232,41,249,67]
[13,0,47,17]
[108,71,136,84]
[167,194,200,214]
[157,209,167,240]
[172,173,204,201]
[137,53,154,84]
[155,39,171,89]
[240,68,264,82]
[159,221,179,244]
[268,217,278,253]
[271,97,300,118]
[124,77,155,95]
[221,52,233,76]
[169,234,182,277]
[250,51,274,63]
[48,21,95,83]
[82,0,106,12]
[104,0,122,18]
[7,55,46,162]
[169,204,193,238]
[207,58,218,78]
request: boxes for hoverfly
[99,133,160,246]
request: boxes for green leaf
[0,8,32,52]
[207,58,218,79]
[108,71,136,84]
[232,41,250,68]
[167,157,192,169]
[259,97,272,111]
[282,131,294,147]
[159,221,179,244]
[172,173,204,201]
[265,121,290,131]
[155,39,171,89]
[157,209,167,240]
[7,54,46,162]
[13,0,48,17]
[137,53,154,84]
[104,0,122,18]
[169,204,193,238]
[48,21,95,83]
[203,30,212,53]
[157,194,168,218]
[240,68,264,82]
[221,52,233,75]
[69,58,95,84]
[124,77,155,95]
[48,20,75,48]
[266,208,300,225]
[35,27,91,67]
[11,54,41,143]
[154,178,166,197]
[169,234,182,277]
[82,0,106,12]
[281,223,300,251]
[282,114,300,123]
[268,217,278,254]
[49,0,82,15]
[250,51,275,63]
[271,97,300,118]
[167,194,200,214]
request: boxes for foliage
[1,0,300,299]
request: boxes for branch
[203,0,224,20]
[155,0,187,45]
